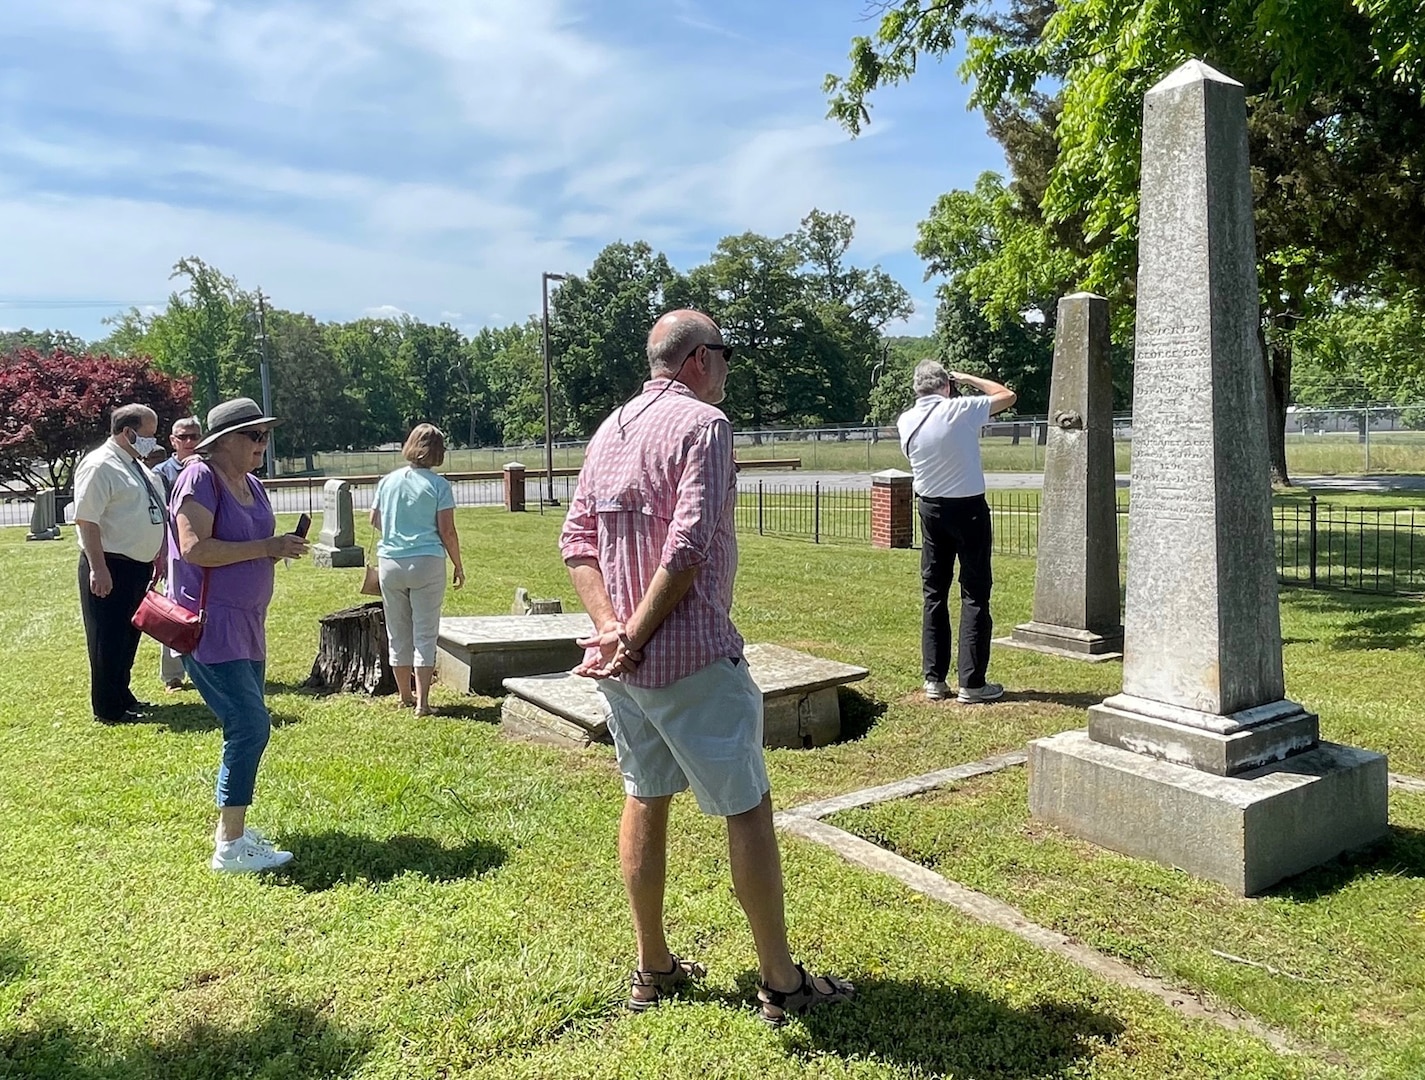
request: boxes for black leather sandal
[757,964,856,1026]
[627,954,707,1013]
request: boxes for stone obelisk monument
[1028,60,1388,896]
[1003,292,1122,661]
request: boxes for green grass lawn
[2,510,1422,1078]
[292,430,1425,479]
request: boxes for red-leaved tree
[0,350,193,495]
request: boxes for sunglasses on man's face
[688,343,734,363]
[244,429,271,443]
[173,433,200,442]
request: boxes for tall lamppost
[541,272,567,506]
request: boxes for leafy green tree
[548,242,685,435]
[324,318,412,448]
[265,310,364,470]
[396,319,468,441]
[1292,292,1425,409]
[828,0,1425,483]
[0,328,87,357]
[469,321,546,445]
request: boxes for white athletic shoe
[923,679,952,701]
[210,832,293,873]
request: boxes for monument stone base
[1000,622,1123,663]
[312,544,365,568]
[1088,694,1319,776]
[1028,729,1389,896]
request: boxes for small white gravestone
[311,479,365,568]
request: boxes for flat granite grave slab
[435,614,595,695]
[500,642,869,750]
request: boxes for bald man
[559,309,854,1025]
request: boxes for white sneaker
[957,682,1005,704]
[210,833,294,873]
[923,679,952,701]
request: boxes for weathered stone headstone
[499,643,869,750]
[25,489,60,541]
[435,614,595,695]
[311,479,365,568]
[510,587,564,615]
[1003,293,1121,660]
[1028,60,1387,896]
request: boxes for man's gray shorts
[596,657,769,817]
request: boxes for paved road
[8,470,1423,529]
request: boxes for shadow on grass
[0,1002,370,1080]
[0,935,26,983]
[428,701,502,725]
[724,973,1119,1078]
[1280,588,1425,650]
[1269,823,1425,901]
[274,831,506,892]
[834,688,884,744]
[1001,689,1104,710]
[126,702,305,733]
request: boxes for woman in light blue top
[370,424,465,715]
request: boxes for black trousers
[919,494,994,688]
[78,553,152,722]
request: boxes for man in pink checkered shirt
[560,309,854,1026]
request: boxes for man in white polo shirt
[73,403,167,724]
[897,360,1017,703]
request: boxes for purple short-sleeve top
[168,460,276,664]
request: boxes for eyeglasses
[689,343,734,362]
[243,429,271,443]
[173,433,200,442]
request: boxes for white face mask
[131,434,158,457]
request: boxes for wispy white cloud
[1,0,1000,339]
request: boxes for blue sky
[0,0,1004,343]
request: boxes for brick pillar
[503,462,526,512]
[871,469,914,549]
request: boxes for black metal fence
[1275,496,1425,594]
[737,484,1425,597]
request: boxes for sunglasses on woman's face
[244,429,271,443]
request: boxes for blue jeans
[183,657,270,807]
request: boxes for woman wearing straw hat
[169,397,309,873]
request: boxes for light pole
[254,290,277,477]
[541,272,567,506]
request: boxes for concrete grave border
[776,751,1425,1056]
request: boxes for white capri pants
[379,556,448,668]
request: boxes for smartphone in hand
[293,513,312,539]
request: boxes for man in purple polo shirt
[560,309,854,1026]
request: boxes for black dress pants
[78,553,152,722]
[919,494,994,688]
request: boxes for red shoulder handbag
[132,569,209,654]
[131,463,216,655]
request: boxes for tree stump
[305,601,397,695]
